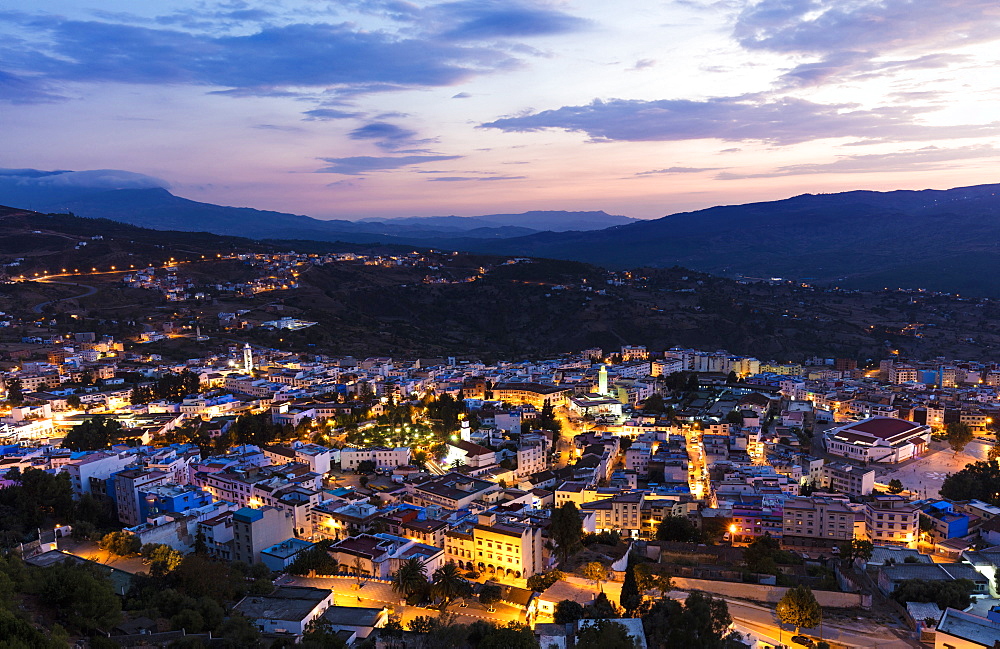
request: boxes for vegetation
[838,538,874,563]
[940,460,1000,505]
[776,585,822,635]
[554,599,586,624]
[655,515,703,543]
[891,579,975,611]
[99,530,141,557]
[62,417,128,451]
[479,583,502,610]
[946,422,975,453]
[391,557,428,601]
[743,533,802,574]
[526,569,564,593]
[431,562,470,612]
[619,558,643,616]
[129,370,201,404]
[887,479,905,494]
[549,502,584,566]
[576,619,637,649]
[581,562,609,592]
[641,591,741,649]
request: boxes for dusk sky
[3,0,1000,220]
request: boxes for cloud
[452,92,472,98]
[734,0,1000,56]
[716,144,1000,179]
[253,124,305,132]
[630,59,656,71]
[734,0,1000,88]
[7,168,171,189]
[0,14,518,100]
[481,95,1000,145]
[0,69,64,104]
[429,1,590,41]
[427,175,525,181]
[348,122,430,150]
[302,107,364,121]
[635,166,722,175]
[316,155,463,174]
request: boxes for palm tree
[431,562,467,613]
[391,557,428,601]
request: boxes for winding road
[31,279,98,313]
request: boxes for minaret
[243,343,254,373]
[598,364,608,396]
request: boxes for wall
[672,577,863,608]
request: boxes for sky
[2,0,1000,220]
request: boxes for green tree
[301,617,349,649]
[479,582,502,611]
[620,559,643,616]
[476,621,537,649]
[642,592,737,649]
[743,533,780,574]
[431,562,468,613]
[776,585,821,635]
[99,530,140,557]
[656,515,703,543]
[140,543,183,576]
[549,502,584,565]
[587,591,621,619]
[946,421,974,453]
[576,619,637,649]
[838,538,874,563]
[940,460,1000,505]
[887,478,905,494]
[408,615,437,633]
[891,579,974,611]
[581,562,608,593]
[62,417,127,451]
[5,378,23,405]
[526,569,564,593]
[36,560,122,632]
[554,599,586,624]
[66,394,82,409]
[391,557,428,601]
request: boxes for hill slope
[460,184,1000,295]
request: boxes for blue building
[139,484,214,520]
[920,501,970,542]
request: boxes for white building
[825,417,931,464]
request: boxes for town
[3,331,1000,649]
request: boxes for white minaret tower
[243,343,254,373]
[598,364,608,396]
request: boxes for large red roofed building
[824,416,931,464]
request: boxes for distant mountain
[456,183,1000,295]
[359,211,636,232]
[0,168,632,243]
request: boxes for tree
[66,394,82,409]
[887,478,904,494]
[726,371,739,385]
[725,410,743,425]
[554,599,585,624]
[743,533,780,574]
[891,579,974,611]
[526,569,564,593]
[587,591,621,619]
[656,515,703,543]
[36,560,122,632]
[940,460,1000,505]
[99,531,140,557]
[620,559,643,616]
[408,615,437,633]
[576,619,637,649]
[4,378,23,406]
[549,502,584,565]
[479,583,502,611]
[838,538,874,563]
[431,562,467,613]
[356,459,377,474]
[776,585,821,635]
[946,421,974,453]
[140,543,183,576]
[391,557,428,601]
[302,617,349,649]
[581,562,608,592]
[62,417,127,451]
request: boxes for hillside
[2,206,1000,363]
[458,184,1000,296]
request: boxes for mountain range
[0,168,633,245]
[3,168,1000,296]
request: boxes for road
[31,279,98,313]
[284,575,525,627]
